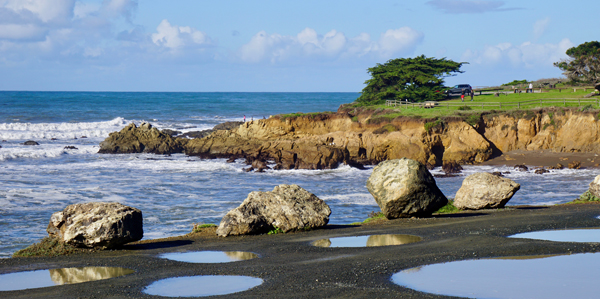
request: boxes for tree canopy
[356,55,465,105]
[554,41,600,84]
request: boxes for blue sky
[0,0,597,92]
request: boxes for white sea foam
[0,144,99,161]
[0,117,129,141]
[320,193,377,206]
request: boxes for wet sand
[480,149,600,169]
[2,204,600,298]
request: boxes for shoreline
[2,204,600,298]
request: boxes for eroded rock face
[589,175,600,198]
[47,202,143,249]
[98,123,186,154]
[454,172,520,210]
[366,158,448,219]
[216,184,331,237]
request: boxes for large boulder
[99,123,186,154]
[47,202,143,249]
[453,172,520,210]
[216,184,331,237]
[366,158,448,219]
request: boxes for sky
[0,0,598,92]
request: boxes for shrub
[458,105,472,111]
[268,226,284,235]
[573,190,600,203]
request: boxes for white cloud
[238,27,423,64]
[101,0,137,21]
[533,17,550,40]
[0,0,75,24]
[0,23,47,41]
[461,38,574,68]
[426,0,521,14]
[377,28,424,57]
[151,19,212,51]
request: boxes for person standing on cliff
[470,89,474,101]
[243,115,246,122]
[461,89,465,102]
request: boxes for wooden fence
[385,98,600,110]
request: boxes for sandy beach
[2,203,600,298]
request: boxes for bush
[458,105,473,111]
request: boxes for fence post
[499,103,502,109]
[540,99,542,107]
[518,102,520,109]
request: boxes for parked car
[445,84,472,96]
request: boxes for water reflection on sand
[0,267,134,291]
[312,234,421,248]
[159,251,258,263]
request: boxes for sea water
[1,91,599,258]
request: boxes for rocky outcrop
[99,123,186,154]
[366,158,448,219]
[454,172,520,210]
[184,113,493,170]
[100,109,600,169]
[47,202,143,249]
[23,140,39,145]
[216,184,331,237]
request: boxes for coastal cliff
[100,108,600,170]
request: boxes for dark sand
[480,149,600,168]
[2,204,600,298]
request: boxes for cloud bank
[461,38,573,68]
[237,27,424,64]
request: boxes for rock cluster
[47,202,143,249]
[366,158,447,219]
[98,123,186,154]
[454,172,520,210]
[216,184,331,237]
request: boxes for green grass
[350,211,387,225]
[367,89,598,120]
[192,223,217,233]
[279,111,334,120]
[434,200,460,214]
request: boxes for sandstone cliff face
[184,113,495,169]
[102,108,600,169]
[481,110,600,153]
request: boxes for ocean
[1,91,598,258]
